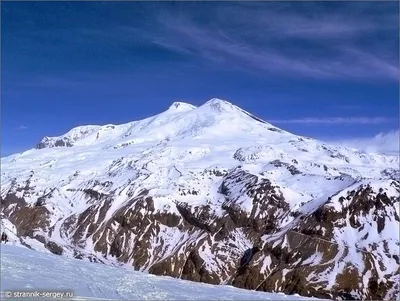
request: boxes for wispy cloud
[268,117,395,125]
[5,2,397,82]
[16,125,28,130]
[334,105,363,110]
[146,2,398,81]
[332,130,399,156]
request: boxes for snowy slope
[0,244,316,301]
[1,98,399,300]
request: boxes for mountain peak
[34,97,280,150]
[201,98,236,112]
[168,102,196,112]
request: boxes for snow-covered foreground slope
[0,244,315,300]
[1,98,399,300]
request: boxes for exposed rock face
[1,168,398,300]
[45,241,64,255]
[36,137,74,149]
[1,99,399,300]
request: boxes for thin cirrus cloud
[268,117,395,125]
[146,3,398,81]
[17,125,28,130]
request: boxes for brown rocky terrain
[1,168,399,300]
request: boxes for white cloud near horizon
[332,130,399,156]
[268,117,395,125]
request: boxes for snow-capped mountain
[1,98,399,300]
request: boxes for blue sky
[1,1,399,156]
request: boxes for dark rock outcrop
[1,168,399,300]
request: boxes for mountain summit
[1,98,399,300]
[35,98,283,149]
[168,101,197,112]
